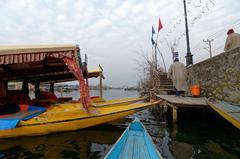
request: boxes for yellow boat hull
[92,97,146,107]
[0,100,158,138]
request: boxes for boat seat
[7,90,32,105]
[0,102,20,115]
[38,91,72,103]
[39,91,58,101]
[91,96,105,103]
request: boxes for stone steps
[157,73,175,95]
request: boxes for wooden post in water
[172,107,178,123]
[0,80,7,98]
[100,72,103,98]
[99,65,104,98]
[149,89,156,102]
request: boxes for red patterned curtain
[63,57,91,111]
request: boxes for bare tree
[134,49,164,94]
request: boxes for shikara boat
[104,118,162,159]
[0,44,159,138]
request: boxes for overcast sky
[0,0,239,87]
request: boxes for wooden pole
[50,83,54,93]
[172,107,178,123]
[35,82,40,99]
[0,80,7,98]
[156,45,167,72]
[100,74,103,98]
[99,65,104,98]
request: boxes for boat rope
[63,57,91,111]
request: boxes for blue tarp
[0,152,4,158]
[0,119,19,130]
[22,106,46,121]
[0,105,46,130]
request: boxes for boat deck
[207,98,240,129]
[119,131,151,159]
[92,98,144,107]
[105,119,162,159]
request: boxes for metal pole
[183,0,193,66]
[203,39,214,58]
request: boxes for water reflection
[1,90,240,159]
[0,126,123,159]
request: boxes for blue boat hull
[105,118,162,159]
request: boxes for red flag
[158,18,163,32]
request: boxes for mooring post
[149,89,156,102]
[172,107,178,123]
[172,124,178,138]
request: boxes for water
[55,89,139,100]
[0,89,240,159]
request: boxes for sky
[0,0,239,87]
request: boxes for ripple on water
[0,106,239,159]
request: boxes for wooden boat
[104,118,162,159]
[206,98,240,129]
[0,44,159,138]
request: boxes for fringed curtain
[0,51,74,65]
[63,57,91,111]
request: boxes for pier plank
[156,95,208,107]
[156,95,208,123]
[207,98,240,129]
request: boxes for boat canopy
[0,44,91,110]
[0,44,81,83]
[88,65,104,79]
[88,69,102,78]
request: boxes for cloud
[0,0,239,86]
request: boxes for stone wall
[187,47,240,104]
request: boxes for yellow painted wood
[207,99,240,129]
[87,68,102,78]
[0,101,158,138]
[92,97,145,107]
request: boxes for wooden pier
[207,98,240,129]
[156,95,209,123]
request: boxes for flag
[151,26,156,45]
[158,18,163,32]
[151,37,155,45]
[152,26,155,34]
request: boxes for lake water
[0,89,239,159]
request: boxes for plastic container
[190,85,201,96]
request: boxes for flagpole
[154,32,159,70]
[156,45,167,72]
[153,31,159,97]
[151,26,156,96]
